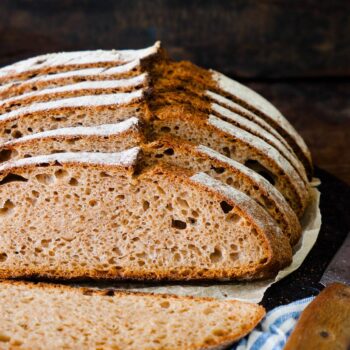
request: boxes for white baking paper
[85,180,322,303]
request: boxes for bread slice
[151,90,308,184]
[154,60,313,178]
[0,74,149,114]
[0,124,301,245]
[0,118,144,163]
[0,90,309,218]
[0,281,265,350]
[0,41,162,84]
[0,150,292,280]
[0,59,144,99]
[153,104,309,218]
[144,136,301,245]
[0,91,147,142]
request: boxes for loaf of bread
[0,281,265,350]
[0,42,312,281]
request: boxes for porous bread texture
[0,118,144,163]
[152,104,308,218]
[144,136,301,245]
[152,60,313,178]
[0,60,144,100]
[150,90,307,184]
[0,281,265,350]
[0,92,148,142]
[0,74,149,114]
[0,124,300,245]
[0,152,292,281]
[0,41,163,84]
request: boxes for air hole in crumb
[12,130,23,138]
[244,160,275,184]
[142,200,150,211]
[69,178,79,186]
[176,198,189,208]
[211,165,225,174]
[160,301,170,308]
[54,169,68,179]
[160,126,171,133]
[222,147,230,157]
[0,150,12,162]
[0,200,15,216]
[226,213,241,223]
[0,334,10,342]
[209,247,223,263]
[35,173,55,185]
[220,201,233,214]
[100,172,111,178]
[229,252,239,262]
[171,219,187,230]
[0,253,8,262]
[164,148,174,155]
[0,173,28,185]
[105,290,115,296]
[89,199,97,207]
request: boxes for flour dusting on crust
[0,148,141,172]
[0,90,145,122]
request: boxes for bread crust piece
[152,104,309,218]
[0,152,292,281]
[0,280,265,350]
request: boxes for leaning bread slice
[0,41,162,84]
[151,90,308,184]
[145,136,301,245]
[0,126,301,245]
[0,281,265,350]
[154,60,313,178]
[0,59,144,100]
[0,91,147,142]
[0,150,291,280]
[0,74,149,114]
[0,118,144,163]
[153,104,309,218]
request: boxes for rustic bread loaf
[0,150,292,281]
[0,280,265,350]
[0,43,314,280]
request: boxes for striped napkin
[232,297,314,350]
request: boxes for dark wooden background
[1,0,349,184]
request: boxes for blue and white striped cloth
[232,297,314,350]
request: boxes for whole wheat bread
[0,280,265,350]
[0,150,292,281]
[0,123,301,246]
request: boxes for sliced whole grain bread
[0,59,145,99]
[0,150,292,281]
[0,280,265,350]
[152,104,309,218]
[0,124,301,245]
[0,91,309,218]
[153,60,313,178]
[0,42,162,84]
[0,118,144,162]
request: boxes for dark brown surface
[284,283,350,350]
[0,0,349,184]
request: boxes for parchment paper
[84,180,322,303]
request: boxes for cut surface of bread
[0,118,144,162]
[0,151,292,281]
[0,122,301,245]
[0,280,265,350]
